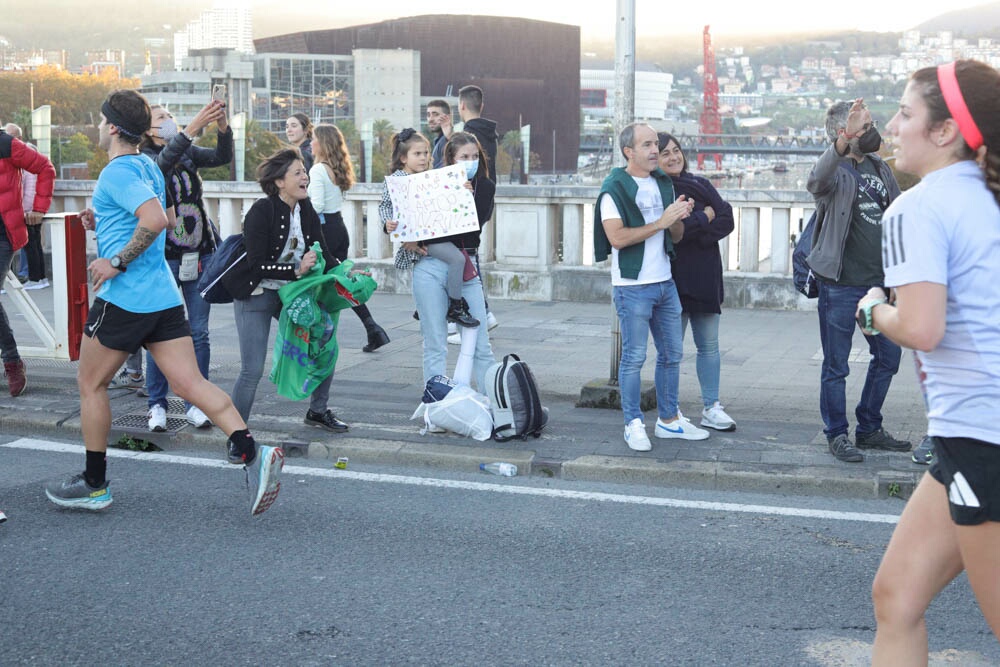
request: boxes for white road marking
[5,438,900,524]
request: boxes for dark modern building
[255,15,581,174]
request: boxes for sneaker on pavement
[186,405,212,428]
[911,435,935,465]
[624,417,652,451]
[701,402,736,431]
[655,415,710,440]
[23,278,50,290]
[856,428,911,452]
[304,409,349,432]
[447,322,458,335]
[486,311,499,331]
[148,404,167,432]
[249,445,284,516]
[447,332,461,345]
[0,509,7,524]
[4,359,27,397]
[109,369,145,390]
[829,434,864,462]
[44,473,113,510]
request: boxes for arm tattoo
[119,227,160,265]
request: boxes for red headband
[937,61,984,151]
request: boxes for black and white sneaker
[911,435,935,465]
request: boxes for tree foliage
[0,66,139,127]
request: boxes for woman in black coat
[658,132,737,432]
[228,148,348,432]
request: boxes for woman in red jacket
[0,124,55,396]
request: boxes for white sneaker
[624,417,652,451]
[447,332,461,345]
[186,405,212,428]
[701,402,736,431]
[447,322,458,335]
[23,278,49,290]
[655,415,710,440]
[486,311,498,330]
[148,404,167,432]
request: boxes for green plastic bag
[269,244,377,400]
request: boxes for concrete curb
[2,410,919,499]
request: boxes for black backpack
[792,210,820,298]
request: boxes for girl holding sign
[380,128,479,329]
[380,129,495,392]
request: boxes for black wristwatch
[110,255,127,272]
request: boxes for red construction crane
[698,24,723,170]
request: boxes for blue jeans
[682,312,721,408]
[0,229,21,363]
[231,288,332,422]
[147,257,212,411]
[817,281,901,439]
[412,256,495,391]
[613,280,683,424]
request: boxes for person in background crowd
[308,123,390,353]
[3,124,47,290]
[806,98,910,463]
[657,132,737,432]
[860,59,1000,665]
[0,118,55,397]
[380,129,496,396]
[228,148,349,433]
[285,113,314,171]
[140,99,230,432]
[426,100,452,170]
[594,122,708,452]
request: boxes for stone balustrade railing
[50,180,818,309]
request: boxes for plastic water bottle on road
[480,462,517,477]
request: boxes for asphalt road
[2,433,997,667]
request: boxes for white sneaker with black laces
[186,405,212,428]
[624,417,652,451]
[701,402,736,431]
[655,415,710,440]
[148,404,167,432]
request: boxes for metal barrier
[5,213,88,360]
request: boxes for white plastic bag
[411,385,493,441]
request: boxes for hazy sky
[267,0,993,39]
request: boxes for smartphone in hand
[212,84,227,106]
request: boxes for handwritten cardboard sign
[385,164,479,243]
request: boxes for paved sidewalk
[0,286,929,499]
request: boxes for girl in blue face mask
[444,132,498,339]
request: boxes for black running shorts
[84,298,191,354]
[929,436,1000,526]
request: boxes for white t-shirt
[259,202,307,292]
[882,160,1000,445]
[599,175,672,286]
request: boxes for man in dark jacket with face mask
[805,98,909,464]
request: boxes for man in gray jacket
[806,98,910,463]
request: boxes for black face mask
[858,125,882,154]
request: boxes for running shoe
[148,405,167,432]
[45,473,113,510]
[911,435,935,465]
[186,405,212,428]
[249,446,284,516]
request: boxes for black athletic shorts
[84,298,191,354]
[929,436,1000,526]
